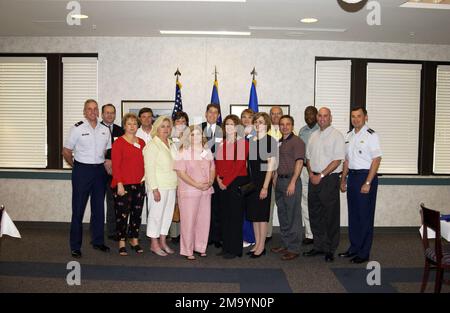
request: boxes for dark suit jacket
[201,121,223,155]
[101,121,125,160]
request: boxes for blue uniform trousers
[347,170,378,259]
[70,161,107,251]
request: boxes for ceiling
[0,0,449,44]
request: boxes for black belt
[349,169,369,174]
[74,160,104,167]
[278,174,292,179]
[312,172,341,176]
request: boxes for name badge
[200,149,208,159]
[215,138,223,143]
[134,143,141,149]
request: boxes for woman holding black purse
[215,115,249,259]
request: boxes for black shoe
[302,238,314,245]
[71,250,82,258]
[303,249,324,257]
[214,241,223,248]
[216,250,226,256]
[250,249,266,258]
[93,244,110,252]
[107,235,119,242]
[350,256,369,264]
[325,253,334,262]
[338,251,356,258]
[246,251,255,256]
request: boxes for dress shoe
[151,248,168,257]
[350,256,369,264]
[250,249,266,258]
[281,252,299,261]
[338,251,356,258]
[71,250,82,258]
[162,246,175,254]
[302,238,314,245]
[302,249,324,257]
[325,253,334,262]
[271,246,287,254]
[214,241,223,249]
[246,250,255,256]
[93,244,110,252]
[216,250,226,256]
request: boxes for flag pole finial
[251,67,257,80]
[174,68,181,81]
[214,66,218,81]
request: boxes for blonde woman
[143,116,178,256]
[174,125,215,260]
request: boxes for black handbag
[236,141,257,197]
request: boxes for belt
[312,172,341,176]
[278,174,292,179]
[349,169,369,174]
[74,160,104,167]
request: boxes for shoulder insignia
[75,121,84,127]
[367,128,375,134]
[347,130,352,134]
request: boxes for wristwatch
[365,181,371,185]
[320,173,325,178]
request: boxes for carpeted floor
[0,223,449,293]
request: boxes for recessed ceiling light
[300,17,318,23]
[70,14,88,19]
[160,30,251,36]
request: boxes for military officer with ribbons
[63,99,112,258]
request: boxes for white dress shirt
[345,124,382,170]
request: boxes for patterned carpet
[0,223,449,293]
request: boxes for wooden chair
[420,203,450,293]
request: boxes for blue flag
[249,79,259,112]
[172,81,183,120]
[210,79,222,124]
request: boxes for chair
[420,203,450,293]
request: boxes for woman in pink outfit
[173,125,215,260]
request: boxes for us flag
[172,81,183,120]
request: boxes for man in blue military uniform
[63,99,112,258]
[339,106,382,264]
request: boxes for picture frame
[229,104,290,117]
[121,100,174,120]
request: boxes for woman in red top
[215,114,249,259]
[111,113,146,256]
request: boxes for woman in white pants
[144,116,178,256]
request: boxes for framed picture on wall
[229,104,290,117]
[121,100,174,120]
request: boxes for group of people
[63,99,381,264]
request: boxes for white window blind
[315,60,351,136]
[0,57,47,168]
[62,57,98,167]
[366,63,422,174]
[434,65,450,174]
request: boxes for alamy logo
[337,0,381,26]
[66,1,82,26]
[66,261,81,286]
[366,261,381,286]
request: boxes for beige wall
[1,36,450,226]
